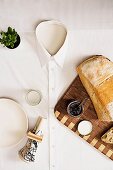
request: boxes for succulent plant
[0,27,19,48]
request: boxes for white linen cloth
[0,1,113,170]
[0,0,113,31]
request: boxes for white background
[0,1,113,170]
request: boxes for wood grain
[54,76,113,161]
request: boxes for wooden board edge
[54,110,113,161]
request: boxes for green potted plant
[0,27,20,49]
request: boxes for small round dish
[26,90,42,106]
[78,120,93,136]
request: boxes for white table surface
[0,1,113,170]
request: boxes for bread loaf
[77,55,113,121]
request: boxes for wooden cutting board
[54,76,113,160]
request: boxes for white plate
[0,98,28,148]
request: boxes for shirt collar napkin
[36,20,68,68]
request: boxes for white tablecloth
[0,1,113,170]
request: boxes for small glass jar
[67,100,83,117]
[26,90,42,106]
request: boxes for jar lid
[26,90,42,106]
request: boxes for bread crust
[101,127,113,143]
[77,55,113,121]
